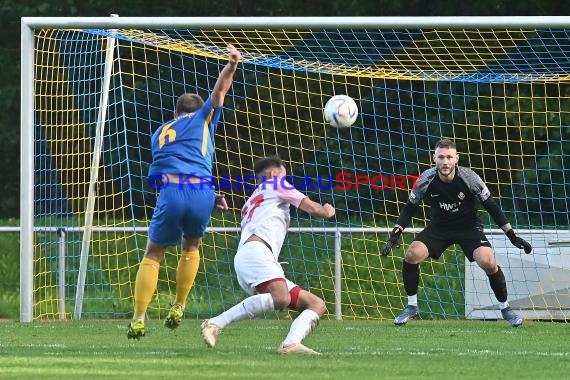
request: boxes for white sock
[282,309,320,345]
[408,294,418,306]
[210,293,274,328]
[499,301,509,310]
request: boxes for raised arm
[210,44,241,107]
[298,198,336,219]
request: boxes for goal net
[21,17,569,321]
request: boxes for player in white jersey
[201,156,335,355]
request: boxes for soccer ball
[324,95,358,128]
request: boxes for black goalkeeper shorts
[414,223,493,262]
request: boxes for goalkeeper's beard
[437,165,456,179]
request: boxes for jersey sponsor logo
[439,201,460,212]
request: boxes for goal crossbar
[21,16,570,29]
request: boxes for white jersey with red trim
[239,178,307,259]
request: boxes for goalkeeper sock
[488,266,508,303]
[407,294,418,306]
[133,257,160,320]
[211,293,274,328]
[402,260,420,296]
[282,309,320,345]
[175,250,200,307]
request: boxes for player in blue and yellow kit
[128,44,242,339]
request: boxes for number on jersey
[241,194,265,222]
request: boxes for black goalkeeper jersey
[407,166,492,228]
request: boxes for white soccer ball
[324,95,358,128]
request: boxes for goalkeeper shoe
[201,319,222,348]
[501,306,523,327]
[394,304,420,326]
[127,319,145,340]
[164,303,184,330]
[277,343,321,356]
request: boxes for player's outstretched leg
[164,303,184,330]
[394,304,420,326]
[199,293,276,348]
[127,319,146,340]
[201,319,222,348]
[501,306,523,327]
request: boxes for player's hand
[227,44,241,65]
[323,203,335,218]
[215,193,229,211]
[381,226,402,257]
[506,229,532,254]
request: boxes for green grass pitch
[0,319,568,379]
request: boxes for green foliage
[3,214,465,320]
[0,225,19,318]
[18,215,467,320]
[0,294,18,319]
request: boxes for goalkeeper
[382,138,532,327]
[127,44,241,339]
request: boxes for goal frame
[20,16,570,322]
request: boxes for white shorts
[234,241,297,296]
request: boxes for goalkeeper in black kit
[382,138,532,327]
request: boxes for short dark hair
[434,138,456,150]
[253,156,284,176]
[175,93,204,114]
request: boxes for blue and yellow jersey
[149,98,222,178]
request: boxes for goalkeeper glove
[381,226,403,257]
[505,229,532,254]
